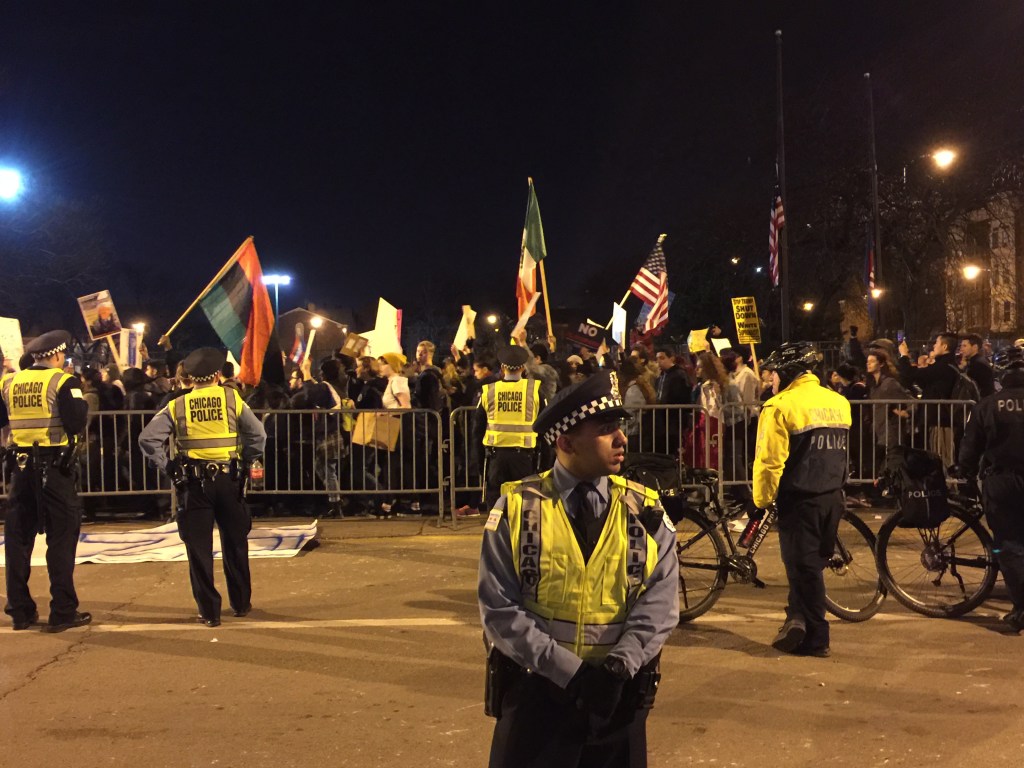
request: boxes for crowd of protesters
[2,323,1003,521]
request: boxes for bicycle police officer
[479,345,544,509]
[753,342,852,657]
[138,347,266,627]
[0,330,91,632]
[958,346,1024,633]
[479,371,679,768]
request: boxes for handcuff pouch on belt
[484,641,523,719]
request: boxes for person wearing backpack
[897,332,961,466]
[958,346,1024,634]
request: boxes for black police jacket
[959,381,1024,477]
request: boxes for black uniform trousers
[776,489,844,649]
[177,472,252,620]
[484,447,536,510]
[489,672,649,768]
[982,471,1024,610]
[3,459,81,624]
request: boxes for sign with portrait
[78,290,124,341]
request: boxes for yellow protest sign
[731,296,761,344]
[687,327,710,353]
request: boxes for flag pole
[776,30,791,342]
[158,236,253,348]
[865,72,884,331]
[607,233,667,328]
[539,260,554,349]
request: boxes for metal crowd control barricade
[716,401,762,503]
[251,407,446,524]
[846,398,975,485]
[448,405,484,530]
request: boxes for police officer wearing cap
[958,346,1024,633]
[479,370,679,768]
[138,347,266,627]
[0,330,91,632]
[478,345,545,509]
[753,342,851,657]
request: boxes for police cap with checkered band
[183,347,226,382]
[25,330,72,360]
[533,370,631,445]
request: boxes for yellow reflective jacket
[753,373,852,508]
[171,384,244,461]
[482,377,541,449]
[1,368,73,447]
[503,472,659,662]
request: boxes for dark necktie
[572,481,605,561]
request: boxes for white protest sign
[611,303,627,346]
[453,304,477,351]
[0,317,25,370]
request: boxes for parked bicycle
[874,487,998,618]
[666,467,886,623]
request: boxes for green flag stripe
[523,184,547,263]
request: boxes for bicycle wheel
[876,504,998,618]
[824,512,886,622]
[674,507,728,622]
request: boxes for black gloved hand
[166,459,186,489]
[572,664,625,729]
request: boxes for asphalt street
[1,515,1022,768]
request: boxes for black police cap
[533,370,630,445]
[183,347,227,381]
[25,330,71,359]
[497,345,530,369]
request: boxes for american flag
[768,183,785,288]
[630,237,669,332]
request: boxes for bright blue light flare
[263,274,292,286]
[0,168,24,202]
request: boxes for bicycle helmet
[762,341,821,391]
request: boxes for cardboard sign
[351,411,402,452]
[731,296,761,344]
[0,316,25,371]
[564,319,603,351]
[360,297,403,357]
[711,337,733,354]
[340,332,369,358]
[78,290,124,341]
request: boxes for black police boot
[771,618,807,653]
[43,612,92,633]
[1001,609,1024,634]
[13,611,39,631]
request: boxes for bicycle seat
[684,467,719,483]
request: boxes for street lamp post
[262,274,292,324]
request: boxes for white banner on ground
[0,522,318,566]
[0,316,25,370]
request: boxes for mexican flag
[198,237,284,386]
[517,179,547,319]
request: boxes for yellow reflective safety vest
[171,384,244,461]
[753,372,852,508]
[1,367,72,447]
[503,472,660,662]
[482,377,541,449]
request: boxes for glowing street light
[0,167,24,202]
[870,288,883,299]
[131,322,146,335]
[801,301,815,312]
[310,315,323,330]
[263,273,292,323]
[730,257,740,265]
[932,148,957,170]
[486,314,498,325]
[962,264,983,281]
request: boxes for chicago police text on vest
[497,389,525,413]
[10,380,45,409]
[189,395,225,422]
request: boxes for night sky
[2,1,1021,334]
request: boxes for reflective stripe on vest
[172,385,241,460]
[1,368,71,447]
[505,472,659,662]
[482,378,540,448]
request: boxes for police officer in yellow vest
[479,371,679,768]
[479,345,544,509]
[0,330,91,632]
[753,342,852,657]
[138,348,266,627]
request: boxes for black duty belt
[486,447,535,455]
[182,459,236,481]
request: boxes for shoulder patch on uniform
[70,388,84,399]
[484,508,503,532]
[662,512,676,533]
